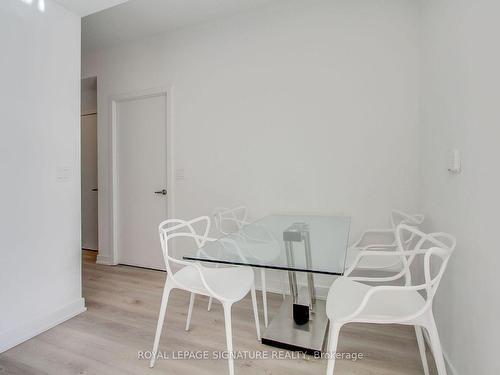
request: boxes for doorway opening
[81,77,99,253]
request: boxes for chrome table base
[262,222,330,355]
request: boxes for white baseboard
[96,254,114,265]
[82,243,98,251]
[0,298,86,353]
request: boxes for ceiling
[82,0,279,54]
[54,0,131,17]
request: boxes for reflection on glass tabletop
[183,214,351,275]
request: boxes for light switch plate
[175,168,185,181]
[56,166,72,181]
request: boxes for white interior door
[81,113,98,250]
[116,94,167,270]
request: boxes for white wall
[2,0,489,371]
[420,0,500,373]
[83,0,421,278]
[0,0,84,352]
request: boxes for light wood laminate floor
[0,251,437,375]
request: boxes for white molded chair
[345,210,425,273]
[326,224,456,375]
[209,206,283,328]
[149,216,261,375]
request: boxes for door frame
[109,86,175,265]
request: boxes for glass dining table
[183,214,351,355]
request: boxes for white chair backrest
[390,210,425,229]
[158,216,211,277]
[390,210,425,246]
[213,206,248,235]
[395,224,456,303]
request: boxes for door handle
[91,188,98,192]
[154,189,167,195]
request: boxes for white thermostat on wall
[447,149,461,173]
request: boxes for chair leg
[208,263,220,311]
[185,292,196,331]
[415,326,430,375]
[223,302,235,375]
[260,269,268,327]
[250,285,261,341]
[207,297,213,311]
[427,318,448,375]
[326,322,341,375]
[150,280,172,368]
